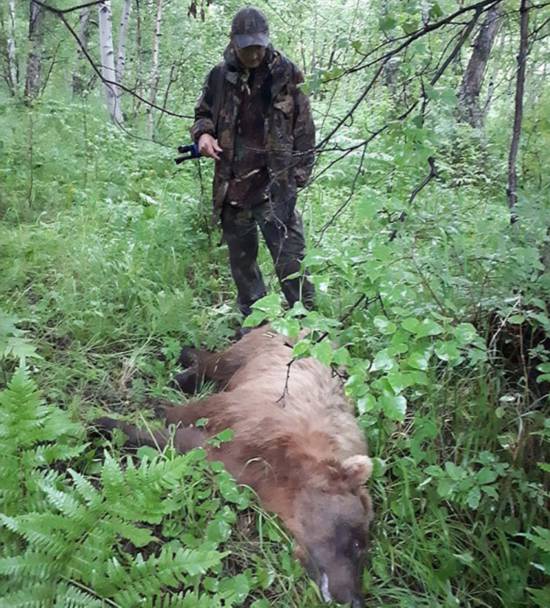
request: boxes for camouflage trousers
[221,202,315,317]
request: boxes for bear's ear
[342,455,373,487]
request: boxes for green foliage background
[0,0,549,606]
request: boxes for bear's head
[290,455,373,607]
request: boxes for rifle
[175,143,201,164]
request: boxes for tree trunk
[24,1,44,102]
[115,0,132,116]
[507,0,530,212]
[98,0,123,124]
[457,3,502,128]
[116,0,132,84]
[132,0,143,116]
[72,7,91,96]
[147,0,164,138]
[6,0,18,95]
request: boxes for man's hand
[198,133,222,160]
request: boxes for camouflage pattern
[190,44,316,223]
[221,203,315,317]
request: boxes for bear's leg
[174,346,244,392]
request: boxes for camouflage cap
[230,7,269,48]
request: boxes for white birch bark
[7,0,18,94]
[116,0,132,84]
[98,0,123,124]
[147,0,164,137]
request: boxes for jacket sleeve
[292,71,316,188]
[189,66,220,144]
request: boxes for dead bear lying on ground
[95,327,373,607]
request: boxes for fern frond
[0,551,56,579]
[67,469,102,507]
[53,582,103,608]
[0,582,57,608]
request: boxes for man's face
[234,44,266,69]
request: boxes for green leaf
[379,15,397,31]
[374,316,397,335]
[439,87,458,107]
[386,372,415,394]
[137,446,160,460]
[250,293,281,315]
[402,17,419,35]
[406,349,431,370]
[453,323,478,345]
[332,346,351,366]
[429,2,443,19]
[402,318,420,333]
[218,573,250,603]
[3,337,39,364]
[524,527,550,552]
[467,487,481,509]
[206,519,232,543]
[379,393,407,421]
[113,520,155,547]
[271,317,300,338]
[528,585,550,608]
[216,428,234,443]
[434,340,461,363]
[437,478,453,498]
[508,314,525,324]
[356,394,377,415]
[312,340,333,366]
[243,310,268,328]
[416,318,444,337]
[477,468,498,485]
[293,339,311,358]
[444,462,465,481]
[356,198,378,220]
[371,350,395,372]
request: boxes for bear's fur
[96,327,373,607]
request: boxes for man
[190,6,316,317]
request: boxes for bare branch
[345,0,503,78]
[33,0,193,119]
[33,1,106,15]
[316,2,498,151]
[388,157,439,242]
[277,295,376,405]
[314,145,368,244]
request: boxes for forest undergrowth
[0,91,548,607]
[1,0,550,601]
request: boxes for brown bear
[96,327,373,607]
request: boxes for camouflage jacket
[190,45,316,223]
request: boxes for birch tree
[116,0,132,85]
[5,0,18,95]
[98,0,123,124]
[24,0,44,101]
[147,0,164,138]
[114,0,132,116]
